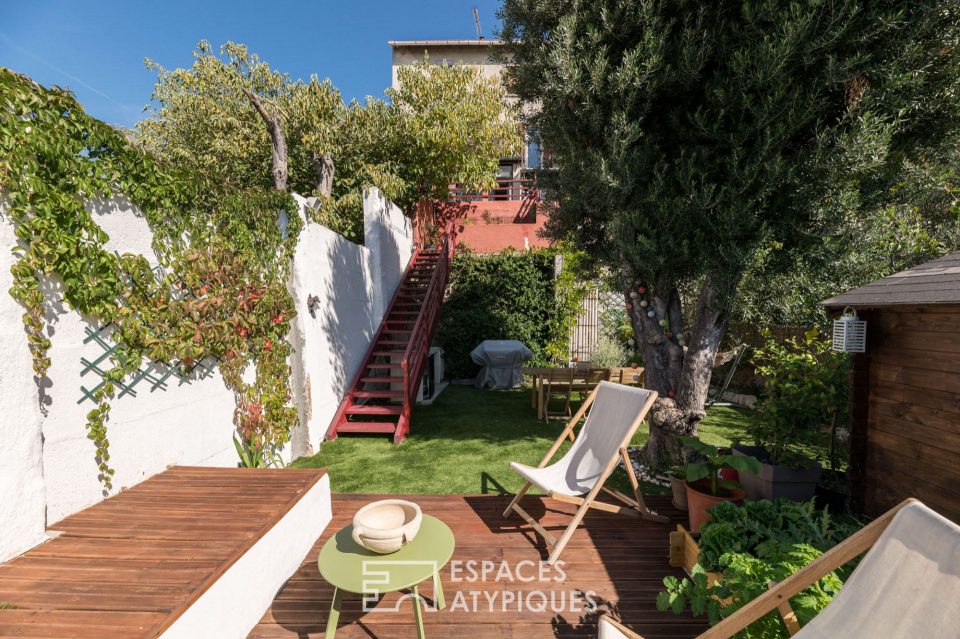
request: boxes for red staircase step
[353,390,404,399]
[377,340,409,345]
[365,362,402,369]
[372,350,404,357]
[361,376,403,383]
[346,405,403,415]
[336,422,399,434]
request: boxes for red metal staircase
[325,230,455,444]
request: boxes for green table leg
[412,584,426,639]
[326,587,343,638]
[433,571,445,610]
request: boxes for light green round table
[317,514,455,638]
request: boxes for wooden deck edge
[152,467,330,638]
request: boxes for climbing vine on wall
[0,68,301,485]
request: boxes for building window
[526,130,542,170]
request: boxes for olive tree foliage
[736,166,960,326]
[137,42,519,240]
[499,0,960,468]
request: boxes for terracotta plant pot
[685,479,745,532]
[670,476,688,511]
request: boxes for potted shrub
[680,436,760,532]
[735,330,848,501]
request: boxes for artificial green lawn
[292,384,754,495]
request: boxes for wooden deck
[250,494,707,639]
[0,466,327,638]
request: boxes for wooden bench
[0,466,331,638]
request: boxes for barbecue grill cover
[470,340,533,389]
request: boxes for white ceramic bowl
[351,499,423,554]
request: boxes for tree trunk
[628,276,730,470]
[244,89,288,191]
[311,151,335,198]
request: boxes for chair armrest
[598,615,646,639]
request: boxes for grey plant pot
[669,476,688,511]
[733,444,821,501]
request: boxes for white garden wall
[0,187,413,562]
[287,189,413,456]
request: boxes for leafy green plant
[1,68,299,484]
[696,499,862,572]
[751,329,849,467]
[680,436,760,497]
[588,334,627,368]
[233,433,285,469]
[659,542,843,638]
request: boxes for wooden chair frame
[542,367,576,421]
[597,498,917,638]
[504,384,668,564]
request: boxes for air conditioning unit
[417,347,446,404]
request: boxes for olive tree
[499,0,960,468]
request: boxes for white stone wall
[0,188,413,562]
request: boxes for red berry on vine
[272,314,284,325]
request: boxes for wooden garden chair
[504,381,668,564]
[597,498,960,638]
[542,367,576,421]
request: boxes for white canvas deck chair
[504,381,668,564]
[598,498,960,638]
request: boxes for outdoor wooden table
[521,366,645,419]
[318,514,455,638]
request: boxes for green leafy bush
[696,499,860,572]
[659,542,843,638]
[658,499,861,637]
[437,246,588,378]
[588,335,627,368]
[751,329,849,467]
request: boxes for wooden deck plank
[0,466,328,639]
[249,494,707,639]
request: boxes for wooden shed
[822,250,960,522]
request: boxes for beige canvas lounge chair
[598,498,960,638]
[504,381,668,564]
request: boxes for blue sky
[0,0,504,128]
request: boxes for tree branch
[243,88,288,191]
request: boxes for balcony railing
[448,178,538,202]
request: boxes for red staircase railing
[396,228,455,441]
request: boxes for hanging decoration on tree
[629,291,638,299]
[647,310,655,318]
[639,299,648,307]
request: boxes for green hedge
[437,246,586,379]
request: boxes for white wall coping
[158,472,332,639]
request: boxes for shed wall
[856,305,960,522]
